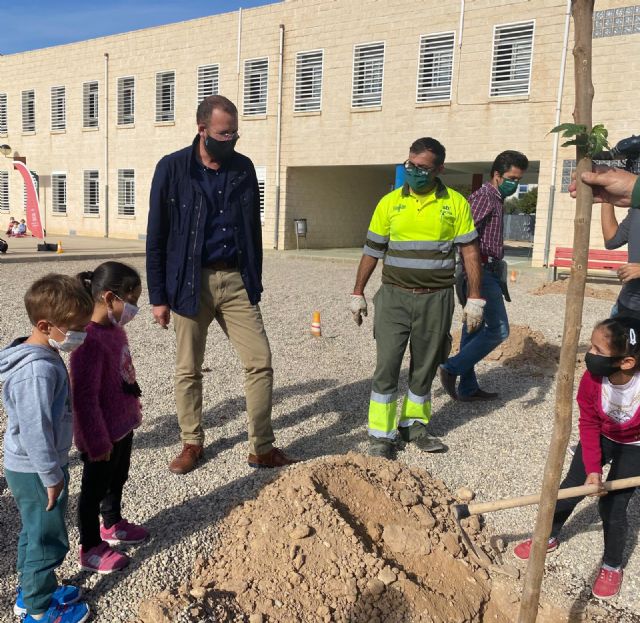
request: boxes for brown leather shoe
[248,447,299,468]
[169,444,203,474]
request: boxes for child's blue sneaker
[14,585,81,616]
[22,602,89,623]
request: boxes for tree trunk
[517,1,594,621]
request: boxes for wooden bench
[552,247,628,281]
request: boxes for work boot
[169,444,203,474]
[248,447,299,468]
[368,437,395,460]
[399,423,447,453]
[438,366,458,400]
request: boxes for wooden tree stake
[518,1,595,621]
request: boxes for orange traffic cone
[56,240,64,254]
[510,270,517,282]
[311,311,322,337]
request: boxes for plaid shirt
[469,181,504,260]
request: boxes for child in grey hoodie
[2,274,94,623]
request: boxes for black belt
[390,284,446,294]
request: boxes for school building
[0,0,638,265]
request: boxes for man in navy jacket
[147,95,297,474]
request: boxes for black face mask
[204,134,238,163]
[585,352,622,378]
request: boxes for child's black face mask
[584,352,622,378]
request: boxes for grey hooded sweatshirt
[1,338,73,487]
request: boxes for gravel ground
[0,254,638,622]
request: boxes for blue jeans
[443,268,509,397]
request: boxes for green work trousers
[368,284,454,439]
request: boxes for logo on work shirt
[440,205,453,221]
[393,203,407,213]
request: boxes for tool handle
[467,475,640,516]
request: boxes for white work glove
[462,298,486,333]
[349,294,368,326]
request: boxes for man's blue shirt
[196,160,237,267]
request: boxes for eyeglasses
[403,159,436,175]
[209,130,240,142]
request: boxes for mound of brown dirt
[531,279,618,301]
[137,455,611,623]
[452,325,560,371]
[200,454,497,623]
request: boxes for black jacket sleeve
[146,157,170,306]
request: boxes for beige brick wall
[0,0,637,257]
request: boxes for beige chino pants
[173,268,275,455]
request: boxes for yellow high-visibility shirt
[363,180,477,289]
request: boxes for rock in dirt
[367,578,386,595]
[378,566,397,585]
[455,486,475,502]
[289,524,313,539]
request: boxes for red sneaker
[513,537,559,560]
[592,566,623,600]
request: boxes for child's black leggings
[551,436,640,568]
[77,432,133,549]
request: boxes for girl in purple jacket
[71,262,148,574]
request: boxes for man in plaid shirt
[439,150,528,401]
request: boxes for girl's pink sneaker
[100,519,149,544]
[79,542,129,574]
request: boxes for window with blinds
[255,166,266,224]
[197,64,219,104]
[52,174,67,215]
[155,71,175,122]
[294,50,323,112]
[243,58,268,116]
[0,94,7,134]
[84,170,100,215]
[117,77,135,125]
[417,33,455,102]
[22,171,38,212]
[0,171,9,212]
[351,42,385,108]
[490,21,535,96]
[83,81,99,128]
[22,90,35,132]
[118,169,135,216]
[51,86,66,131]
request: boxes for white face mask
[48,327,87,353]
[106,293,139,327]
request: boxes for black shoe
[368,437,395,459]
[438,365,458,400]
[459,388,499,402]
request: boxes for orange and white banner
[13,161,44,239]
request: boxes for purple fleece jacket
[70,322,141,459]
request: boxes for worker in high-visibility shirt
[350,137,484,458]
